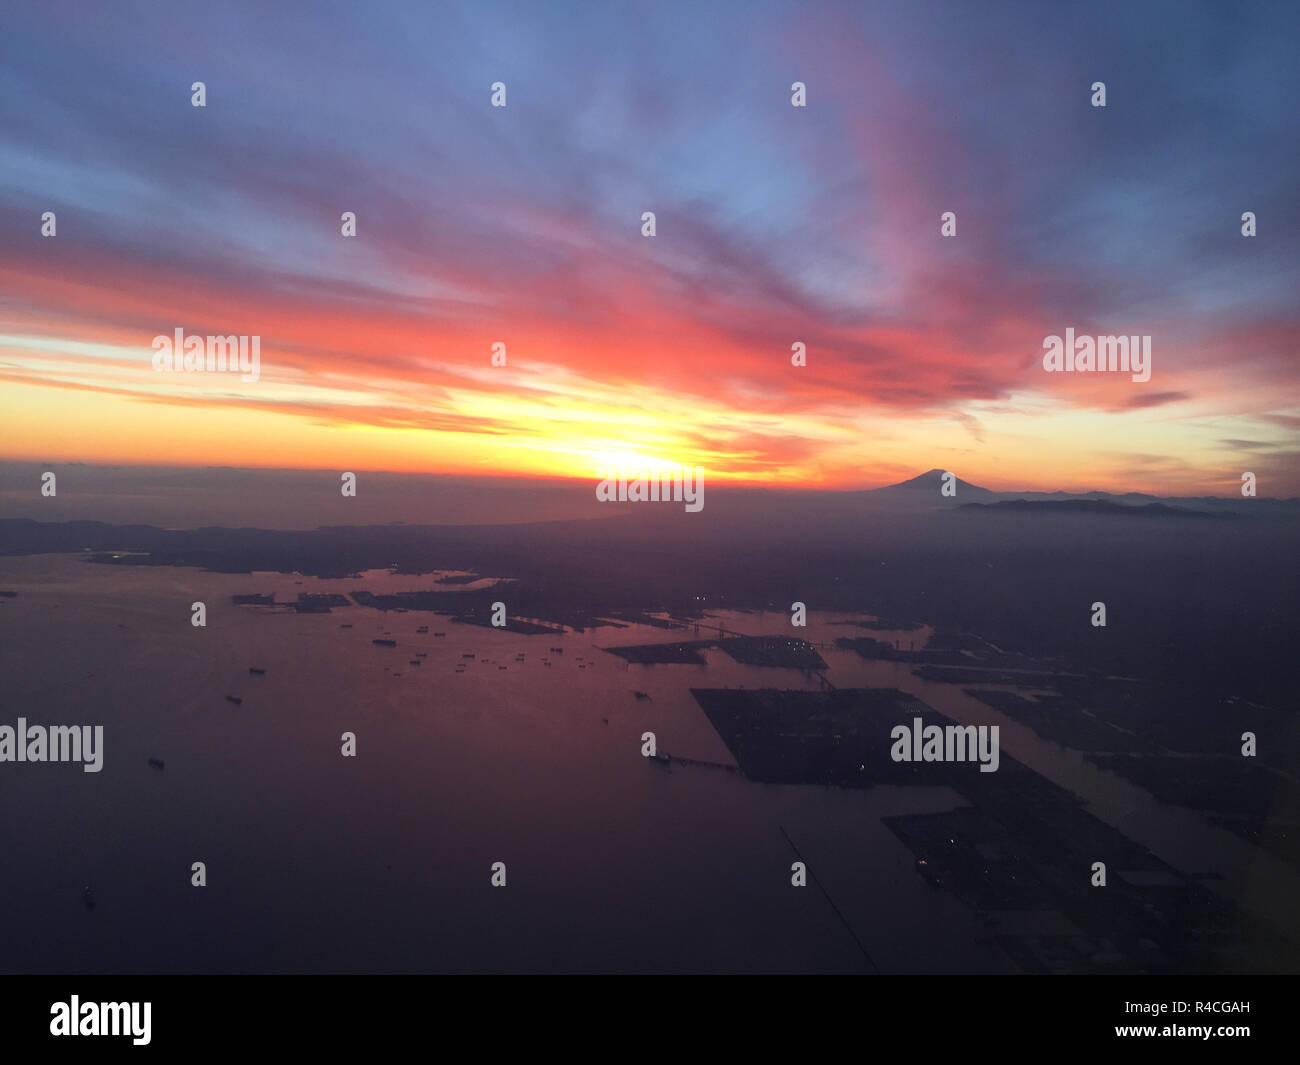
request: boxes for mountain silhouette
[959,498,1237,518]
[865,468,998,506]
[859,469,1298,516]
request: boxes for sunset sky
[1,0,1296,495]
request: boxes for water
[2,554,1293,972]
[0,556,1007,972]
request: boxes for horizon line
[0,458,1286,502]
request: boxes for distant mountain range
[960,498,1236,518]
[866,468,1296,516]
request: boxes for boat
[372,639,397,647]
[225,695,242,705]
[147,757,165,771]
[249,667,266,675]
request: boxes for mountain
[959,499,1237,518]
[865,468,998,507]
[864,469,1298,516]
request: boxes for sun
[582,448,686,476]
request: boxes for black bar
[0,975,1281,1053]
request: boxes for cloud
[1120,391,1191,410]
[1,0,1298,493]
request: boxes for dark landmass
[715,636,828,669]
[608,611,685,629]
[294,593,351,613]
[1088,753,1297,822]
[2,495,1296,709]
[965,689,1159,754]
[691,685,1300,973]
[1207,817,1300,872]
[693,686,927,786]
[836,635,969,665]
[1087,754,1300,867]
[925,630,1007,655]
[959,682,1300,869]
[838,630,1049,673]
[959,499,1235,518]
[912,665,1078,686]
[604,641,711,665]
[962,684,1295,774]
[351,589,501,612]
[691,687,1061,796]
[3,467,1298,975]
[829,617,924,631]
[884,806,1293,973]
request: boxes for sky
[0,0,1297,495]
